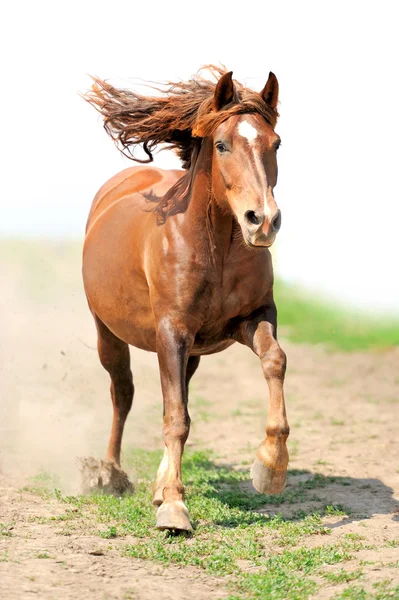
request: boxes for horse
[82,66,289,532]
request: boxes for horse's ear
[260,72,279,110]
[213,71,236,111]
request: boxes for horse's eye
[215,142,227,153]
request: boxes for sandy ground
[0,240,398,599]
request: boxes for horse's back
[86,166,183,233]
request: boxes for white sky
[1,1,398,312]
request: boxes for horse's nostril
[271,210,282,232]
[245,210,262,226]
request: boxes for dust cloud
[0,240,162,493]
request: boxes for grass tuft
[0,523,13,537]
[332,579,399,599]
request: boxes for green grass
[322,568,363,584]
[36,552,51,559]
[384,540,399,548]
[274,279,399,351]
[26,448,386,600]
[332,580,399,599]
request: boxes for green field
[274,280,399,351]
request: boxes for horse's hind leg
[153,356,200,507]
[80,315,134,495]
[95,316,134,466]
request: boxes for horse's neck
[185,141,237,259]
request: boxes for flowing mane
[83,66,279,222]
[83,66,278,168]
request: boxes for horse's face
[212,113,281,248]
[210,71,281,248]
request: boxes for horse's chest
[210,260,270,321]
[194,269,269,349]
[215,278,247,314]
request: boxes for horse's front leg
[155,317,194,532]
[153,355,200,507]
[238,305,289,494]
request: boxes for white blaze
[237,118,273,218]
[238,119,258,143]
[263,193,272,218]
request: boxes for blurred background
[1,0,398,313]
[1,0,398,478]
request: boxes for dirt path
[0,474,228,600]
[1,241,398,598]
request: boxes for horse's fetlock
[266,424,290,438]
[162,482,185,502]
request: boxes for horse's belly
[191,339,236,355]
[101,314,157,352]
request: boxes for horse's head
[211,72,281,248]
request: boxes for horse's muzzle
[243,208,281,247]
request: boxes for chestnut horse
[83,67,289,532]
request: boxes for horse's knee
[260,343,286,380]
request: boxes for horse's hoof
[251,458,286,495]
[156,500,193,532]
[79,457,134,495]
